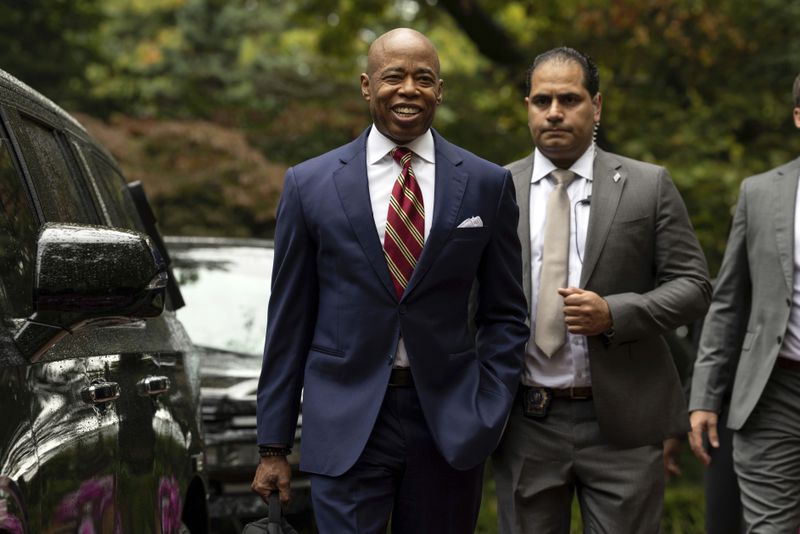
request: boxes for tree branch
[436,0,526,69]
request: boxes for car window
[172,245,272,357]
[18,115,97,224]
[0,137,36,320]
[76,142,143,231]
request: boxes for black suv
[0,70,208,532]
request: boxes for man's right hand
[688,409,719,466]
[251,455,292,505]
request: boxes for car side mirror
[14,223,168,360]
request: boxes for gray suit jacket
[508,148,711,447]
[690,157,800,430]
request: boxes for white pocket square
[457,216,483,229]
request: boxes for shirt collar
[531,143,596,184]
[366,125,435,165]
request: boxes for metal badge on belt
[523,386,552,419]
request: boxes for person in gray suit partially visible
[689,73,800,533]
[492,47,711,533]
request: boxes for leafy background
[3,1,799,531]
[4,0,799,272]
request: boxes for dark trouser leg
[704,401,744,534]
[733,367,800,533]
[493,401,573,534]
[310,385,484,534]
[493,394,663,534]
[390,385,483,533]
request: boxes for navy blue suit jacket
[256,128,529,475]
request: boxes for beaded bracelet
[259,445,292,457]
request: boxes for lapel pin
[613,172,621,183]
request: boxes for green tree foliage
[0,0,105,110]
[3,0,800,271]
[86,0,299,119]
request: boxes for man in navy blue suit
[250,28,529,533]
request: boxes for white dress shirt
[524,144,595,388]
[777,171,800,362]
[366,126,436,368]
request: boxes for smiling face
[360,29,443,145]
[526,59,602,168]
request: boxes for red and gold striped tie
[384,147,425,298]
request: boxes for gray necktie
[535,169,576,357]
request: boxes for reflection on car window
[172,246,272,357]
[20,116,96,223]
[82,145,143,231]
[0,138,36,320]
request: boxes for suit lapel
[580,149,626,287]
[403,131,468,298]
[332,129,397,299]
[510,155,534,303]
[773,158,800,293]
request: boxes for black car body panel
[0,69,208,533]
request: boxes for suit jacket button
[399,305,407,315]
[788,299,792,307]
[778,336,783,345]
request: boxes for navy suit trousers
[309,385,484,534]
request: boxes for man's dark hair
[794,73,800,107]
[525,47,600,98]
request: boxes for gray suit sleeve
[603,167,711,342]
[689,181,751,413]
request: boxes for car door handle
[81,381,121,405]
[137,375,171,397]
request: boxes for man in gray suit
[492,47,711,533]
[689,73,800,532]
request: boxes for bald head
[366,28,440,78]
[360,28,443,145]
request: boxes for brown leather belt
[776,357,800,372]
[388,367,414,387]
[520,383,593,400]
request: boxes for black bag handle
[268,493,281,534]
